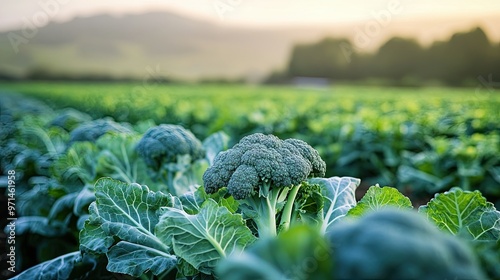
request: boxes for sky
[1,0,500,31]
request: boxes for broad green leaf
[10,251,95,280]
[178,187,207,214]
[419,187,500,241]
[13,216,67,237]
[176,258,200,278]
[73,184,96,216]
[179,187,238,215]
[471,240,500,279]
[397,165,455,193]
[347,185,412,217]
[52,141,98,185]
[79,178,178,277]
[76,215,89,230]
[94,133,154,186]
[167,155,209,196]
[79,203,114,254]
[106,241,177,277]
[210,188,239,214]
[308,177,360,234]
[17,177,57,216]
[216,225,332,280]
[202,131,230,165]
[48,192,79,222]
[156,199,256,275]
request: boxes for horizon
[1,1,499,82]
[1,7,499,49]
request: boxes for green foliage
[9,252,97,280]
[216,225,333,280]
[157,199,257,275]
[80,178,178,276]
[1,90,499,279]
[328,209,485,280]
[308,177,359,234]
[419,187,500,241]
[69,118,132,143]
[347,185,413,217]
[202,131,230,165]
[49,108,92,132]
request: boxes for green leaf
[94,133,154,186]
[308,177,360,234]
[106,241,177,277]
[17,177,58,216]
[347,185,412,217]
[202,131,230,165]
[10,251,94,280]
[179,186,238,215]
[14,216,67,237]
[52,141,99,185]
[73,183,95,216]
[48,192,79,222]
[178,187,208,214]
[471,240,500,279]
[216,225,332,280]
[419,187,500,241]
[172,157,209,195]
[156,199,256,275]
[79,178,178,277]
[79,203,114,254]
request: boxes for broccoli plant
[136,124,208,195]
[203,133,326,238]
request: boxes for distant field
[2,81,499,279]
[1,81,499,204]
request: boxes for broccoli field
[1,82,499,279]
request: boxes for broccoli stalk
[203,133,326,238]
[240,182,282,237]
[239,182,301,238]
[279,184,301,231]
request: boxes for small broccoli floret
[69,118,132,143]
[136,124,205,171]
[284,138,326,177]
[228,165,259,200]
[328,209,485,280]
[202,133,326,238]
[136,124,206,195]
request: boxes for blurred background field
[1,1,500,278]
[2,82,499,206]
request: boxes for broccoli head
[136,124,205,171]
[203,133,326,237]
[328,209,485,280]
[69,118,132,143]
[203,133,325,198]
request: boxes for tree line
[266,27,500,87]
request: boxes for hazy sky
[1,0,500,31]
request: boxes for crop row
[2,83,499,205]
[0,91,499,279]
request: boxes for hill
[0,11,498,81]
